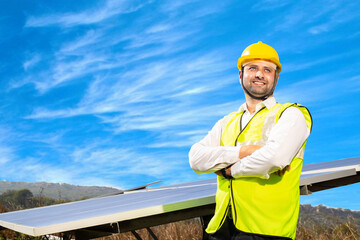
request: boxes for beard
[242,78,275,98]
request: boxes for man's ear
[238,71,242,84]
[274,71,279,85]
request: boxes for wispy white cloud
[26,164,74,184]
[112,101,237,131]
[276,68,360,109]
[72,146,133,166]
[25,55,240,156]
[6,156,104,186]
[67,143,188,187]
[25,0,152,28]
[0,128,22,167]
[0,146,14,165]
[310,102,358,120]
[269,0,359,37]
[251,0,291,11]
[146,129,210,149]
[43,55,106,90]
[25,46,235,117]
[276,76,334,106]
[161,0,203,12]
[145,23,172,34]
[347,75,360,92]
[14,52,113,93]
[60,30,102,53]
[20,131,69,153]
[25,107,84,119]
[1,141,185,188]
[171,86,215,97]
[23,54,41,70]
[284,49,360,73]
[18,0,220,94]
[308,1,360,35]
[126,28,198,49]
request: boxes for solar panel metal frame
[0,157,359,239]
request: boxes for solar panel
[0,157,359,238]
[302,157,360,173]
[300,157,360,194]
[0,178,217,236]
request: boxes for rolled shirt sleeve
[231,107,310,179]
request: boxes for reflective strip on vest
[206,103,312,240]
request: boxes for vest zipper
[230,179,236,225]
[231,106,266,226]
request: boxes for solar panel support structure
[73,203,215,239]
[300,185,311,195]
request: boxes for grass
[1,202,359,239]
[94,217,360,240]
[1,217,359,239]
[95,218,203,240]
[296,216,360,240]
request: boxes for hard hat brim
[237,56,282,73]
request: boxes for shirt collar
[238,96,277,113]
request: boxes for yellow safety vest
[206,103,312,239]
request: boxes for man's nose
[255,70,264,79]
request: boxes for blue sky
[0,0,359,210]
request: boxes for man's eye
[265,69,271,73]
[249,67,256,71]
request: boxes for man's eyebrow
[246,64,274,70]
[263,66,273,69]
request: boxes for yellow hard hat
[237,41,282,73]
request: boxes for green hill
[0,180,122,201]
[299,204,360,228]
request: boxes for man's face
[239,61,278,99]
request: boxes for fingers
[275,165,290,176]
[215,168,232,179]
[226,167,232,177]
[275,169,284,176]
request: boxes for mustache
[251,77,267,83]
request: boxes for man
[189,41,312,240]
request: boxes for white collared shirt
[188,97,310,179]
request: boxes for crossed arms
[189,107,310,179]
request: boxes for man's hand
[225,167,232,177]
[274,165,291,176]
[215,167,232,178]
[239,145,262,159]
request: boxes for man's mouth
[252,80,266,86]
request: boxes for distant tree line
[0,188,68,212]
[0,189,70,239]
[0,181,120,201]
